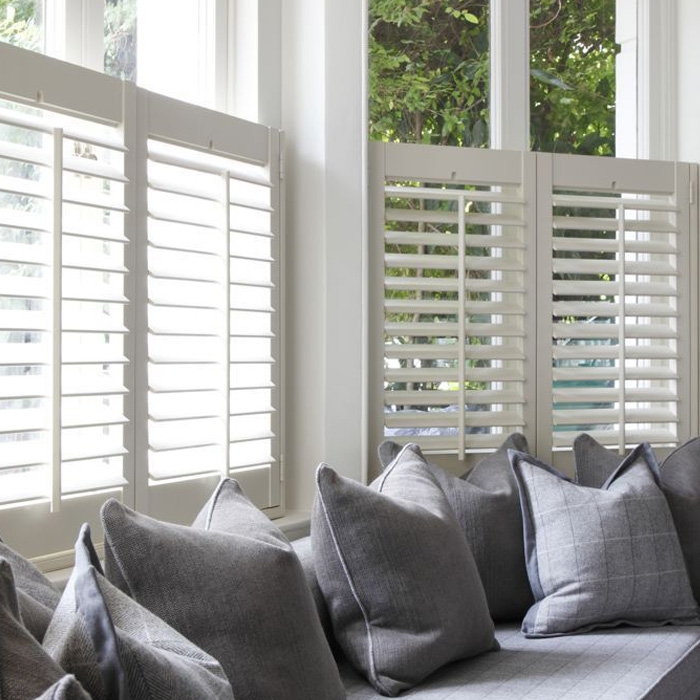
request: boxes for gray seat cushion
[43,524,233,700]
[575,433,700,605]
[378,433,534,622]
[0,558,91,700]
[0,535,61,641]
[102,480,345,700]
[313,444,497,697]
[511,445,700,637]
[342,623,700,699]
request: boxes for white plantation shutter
[0,46,284,565]
[370,144,698,477]
[369,143,537,468]
[140,92,282,523]
[0,50,133,560]
[537,154,698,468]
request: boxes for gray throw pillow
[0,557,91,700]
[290,535,333,641]
[575,433,700,605]
[313,444,497,697]
[34,677,93,700]
[378,433,534,621]
[511,444,700,637]
[0,535,61,641]
[43,524,233,700]
[102,480,345,700]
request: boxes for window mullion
[489,0,530,150]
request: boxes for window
[1,0,236,113]
[0,43,283,564]
[370,140,698,472]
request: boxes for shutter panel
[0,54,134,562]
[370,143,537,466]
[537,154,696,465]
[143,93,282,518]
[0,98,129,507]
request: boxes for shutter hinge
[279,453,285,482]
[690,180,696,205]
[279,149,285,181]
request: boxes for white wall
[677,0,700,166]
[281,0,367,511]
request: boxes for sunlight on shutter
[0,99,128,506]
[146,139,279,498]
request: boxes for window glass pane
[104,0,136,81]
[105,0,213,107]
[0,0,43,51]
[530,0,616,155]
[136,0,213,107]
[368,1,489,146]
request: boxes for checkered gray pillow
[510,444,700,637]
[575,433,700,608]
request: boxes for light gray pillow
[313,444,497,697]
[0,557,91,700]
[43,524,233,700]
[575,433,700,605]
[102,480,345,700]
[34,677,93,700]
[511,444,700,637]
[0,535,61,641]
[378,433,534,621]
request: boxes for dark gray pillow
[290,535,333,641]
[573,433,626,488]
[377,433,534,621]
[511,444,700,637]
[102,480,345,700]
[0,557,91,700]
[43,524,233,700]
[575,433,700,605]
[313,444,497,697]
[0,535,61,641]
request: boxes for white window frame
[489,0,677,158]
[33,0,282,124]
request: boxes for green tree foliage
[369,0,489,146]
[531,0,616,155]
[369,0,617,155]
[0,0,41,50]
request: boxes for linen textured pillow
[378,433,534,621]
[0,535,61,641]
[313,444,497,697]
[575,433,700,605]
[43,524,234,700]
[511,444,700,637]
[102,480,345,700]
[0,558,91,700]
